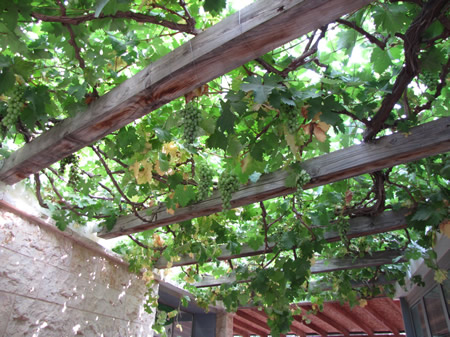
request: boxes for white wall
[0,186,156,337]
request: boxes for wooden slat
[234,315,269,337]
[364,303,400,337]
[99,117,450,239]
[194,249,404,287]
[301,305,350,337]
[236,310,272,333]
[0,0,374,185]
[293,315,328,337]
[155,209,409,268]
[327,303,374,337]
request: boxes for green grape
[59,154,80,186]
[218,171,240,210]
[280,103,299,134]
[294,169,310,208]
[2,85,24,127]
[196,162,214,201]
[421,71,438,91]
[180,102,202,144]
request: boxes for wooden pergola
[0,0,448,333]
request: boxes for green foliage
[1,0,448,334]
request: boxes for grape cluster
[421,71,438,91]
[280,103,299,134]
[180,102,201,144]
[196,162,214,201]
[294,169,310,208]
[336,216,350,249]
[2,85,24,127]
[59,154,81,186]
[218,171,240,210]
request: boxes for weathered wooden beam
[0,0,374,185]
[155,209,409,268]
[99,117,450,239]
[194,249,405,287]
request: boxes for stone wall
[0,205,155,337]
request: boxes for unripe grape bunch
[59,154,81,186]
[196,162,214,201]
[280,103,299,134]
[180,102,202,144]
[294,169,310,208]
[218,171,240,210]
[2,85,24,127]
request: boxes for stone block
[0,211,73,270]
[69,242,99,278]
[4,295,68,337]
[95,256,131,291]
[0,291,14,336]
[0,247,42,298]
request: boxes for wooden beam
[289,320,308,337]
[293,315,328,337]
[248,308,308,337]
[155,209,408,268]
[364,303,400,337]
[233,326,251,337]
[301,305,350,337]
[233,315,269,337]
[99,117,450,239]
[0,0,374,185]
[236,310,272,333]
[194,250,404,287]
[326,303,374,337]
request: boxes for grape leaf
[203,0,227,14]
[217,100,236,133]
[241,76,280,104]
[95,0,111,17]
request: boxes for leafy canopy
[0,0,449,335]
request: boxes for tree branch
[32,10,200,35]
[336,19,386,50]
[364,0,448,141]
[128,234,150,249]
[55,0,85,69]
[33,173,49,209]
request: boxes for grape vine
[218,171,240,210]
[2,85,24,128]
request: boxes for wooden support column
[99,117,450,239]
[0,0,374,185]
[216,311,234,337]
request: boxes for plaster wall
[0,202,155,336]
